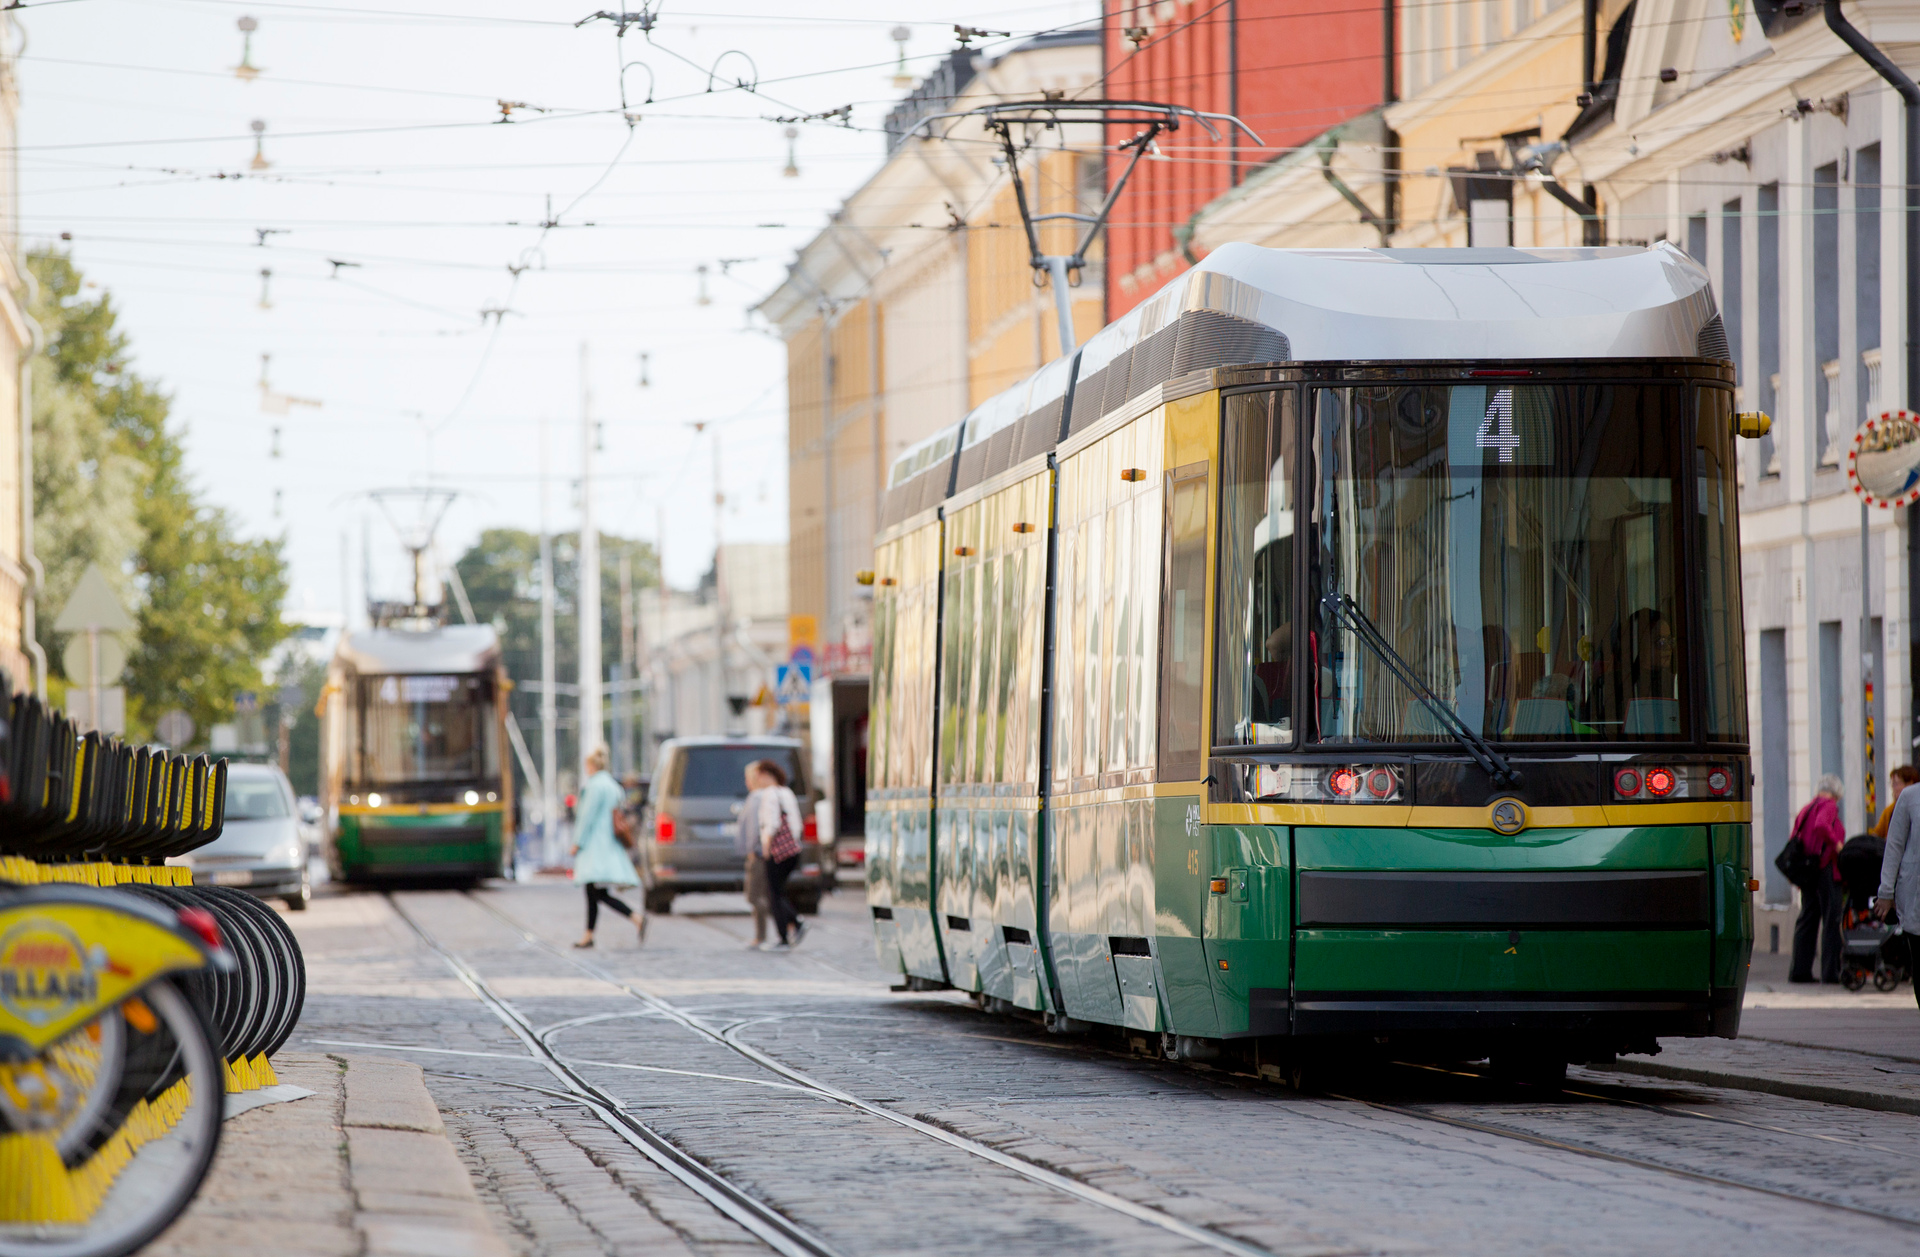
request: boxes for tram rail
[416,890,1285,1257]
[382,889,1920,1252]
[384,894,844,1257]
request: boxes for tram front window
[358,672,493,784]
[1312,381,1696,743]
[1214,379,1742,747]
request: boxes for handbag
[612,806,637,852]
[1774,808,1821,890]
[765,796,801,863]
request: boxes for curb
[1597,1058,1920,1116]
[338,1055,512,1257]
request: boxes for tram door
[1201,828,1291,1036]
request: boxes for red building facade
[1102,1,1391,315]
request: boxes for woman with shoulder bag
[1786,775,1847,984]
[738,763,775,949]
[571,744,646,949]
[747,759,806,949]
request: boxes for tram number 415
[1184,803,1203,875]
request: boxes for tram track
[385,893,845,1257]
[447,889,1284,1257]
[1328,1086,1920,1229]
[388,888,1920,1250]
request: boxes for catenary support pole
[579,343,603,770]
[540,416,559,867]
[1824,0,1920,764]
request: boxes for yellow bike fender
[0,886,219,1056]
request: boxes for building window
[1815,162,1841,466]
[1858,144,1882,421]
[1758,182,1781,477]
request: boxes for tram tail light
[1706,767,1733,797]
[656,815,676,843]
[803,813,818,842]
[1612,768,1642,797]
[1327,768,1362,798]
[1644,767,1678,797]
[1365,767,1399,799]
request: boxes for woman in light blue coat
[1876,779,1920,1009]
[572,744,644,948]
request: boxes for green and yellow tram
[866,244,1755,1073]
[319,623,514,883]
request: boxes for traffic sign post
[53,564,135,737]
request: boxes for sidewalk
[148,1053,513,1257]
[1590,946,1920,1114]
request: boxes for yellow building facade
[762,33,1104,665]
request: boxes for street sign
[52,565,135,635]
[788,644,815,673]
[278,682,304,711]
[61,633,126,685]
[156,709,195,747]
[775,663,811,706]
[234,691,258,715]
[788,614,817,653]
[68,687,126,736]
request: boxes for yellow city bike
[0,881,231,1257]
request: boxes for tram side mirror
[1735,411,1772,439]
[1850,410,1920,509]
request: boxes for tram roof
[336,623,500,674]
[1116,241,1719,366]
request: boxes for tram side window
[1695,388,1748,742]
[1159,461,1210,779]
[1214,389,1296,747]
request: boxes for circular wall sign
[1847,409,1920,508]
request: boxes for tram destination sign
[1847,409,1920,508]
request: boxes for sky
[14,0,1094,619]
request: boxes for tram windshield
[355,671,496,785]
[1214,380,1745,746]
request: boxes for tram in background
[865,243,1756,1077]
[319,612,514,884]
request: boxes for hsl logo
[0,921,103,1027]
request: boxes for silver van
[638,737,823,915]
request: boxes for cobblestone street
[249,880,1920,1257]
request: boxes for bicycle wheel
[0,978,225,1257]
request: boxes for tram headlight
[464,789,480,805]
[367,792,383,808]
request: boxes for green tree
[454,528,658,778]
[28,250,290,740]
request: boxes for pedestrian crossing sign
[775,663,811,706]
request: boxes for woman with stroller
[744,758,806,950]
[1876,769,1920,1009]
[1789,775,1848,984]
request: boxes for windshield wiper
[1319,593,1522,789]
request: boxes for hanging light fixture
[234,16,262,82]
[249,119,271,170]
[890,26,913,88]
[782,126,800,178]
[695,265,711,306]
[637,351,651,387]
[258,267,273,309]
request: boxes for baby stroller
[1837,834,1911,992]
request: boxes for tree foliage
[455,528,657,774]
[28,250,290,740]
